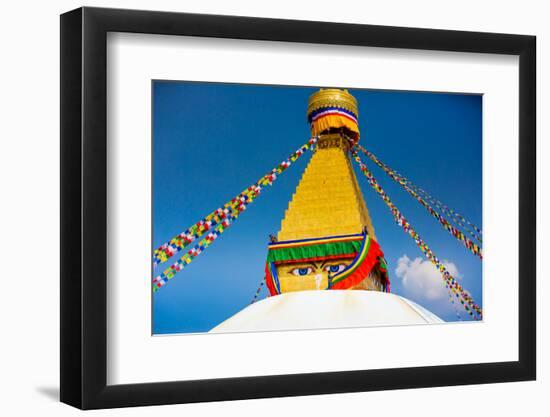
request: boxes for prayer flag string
[152,137,318,291]
[250,280,265,304]
[152,137,318,268]
[356,145,482,259]
[415,187,483,239]
[357,144,482,243]
[351,149,482,319]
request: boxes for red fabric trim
[264,263,278,296]
[331,239,385,290]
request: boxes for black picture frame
[60,6,536,410]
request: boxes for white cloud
[394,255,461,301]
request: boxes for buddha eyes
[291,267,313,276]
[289,264,346,276]
[325,264,346,273]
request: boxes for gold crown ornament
[307,88,359,119]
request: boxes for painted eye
[325,264,346,274]
[291,267,313,276]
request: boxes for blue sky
[152,81,482,334]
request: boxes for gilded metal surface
[277,137,376,242]
[307,88,359,117]
[316,134,350,150]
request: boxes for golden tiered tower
[278,136,376,241]
[265,89,389,295]
[209,89,443,334]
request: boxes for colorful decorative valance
[307,88,360,139]
[264,233,390,296]
[308,106,360,138]
[267,234,364,264]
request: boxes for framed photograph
[60,6,536,409]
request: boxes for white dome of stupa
[210,290,442,333]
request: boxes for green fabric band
[267,240,362,263]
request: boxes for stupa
[264,89,388,296]
[210,89,443,332]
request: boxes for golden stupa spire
[278,89,376,241]
[263,89,388,295]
